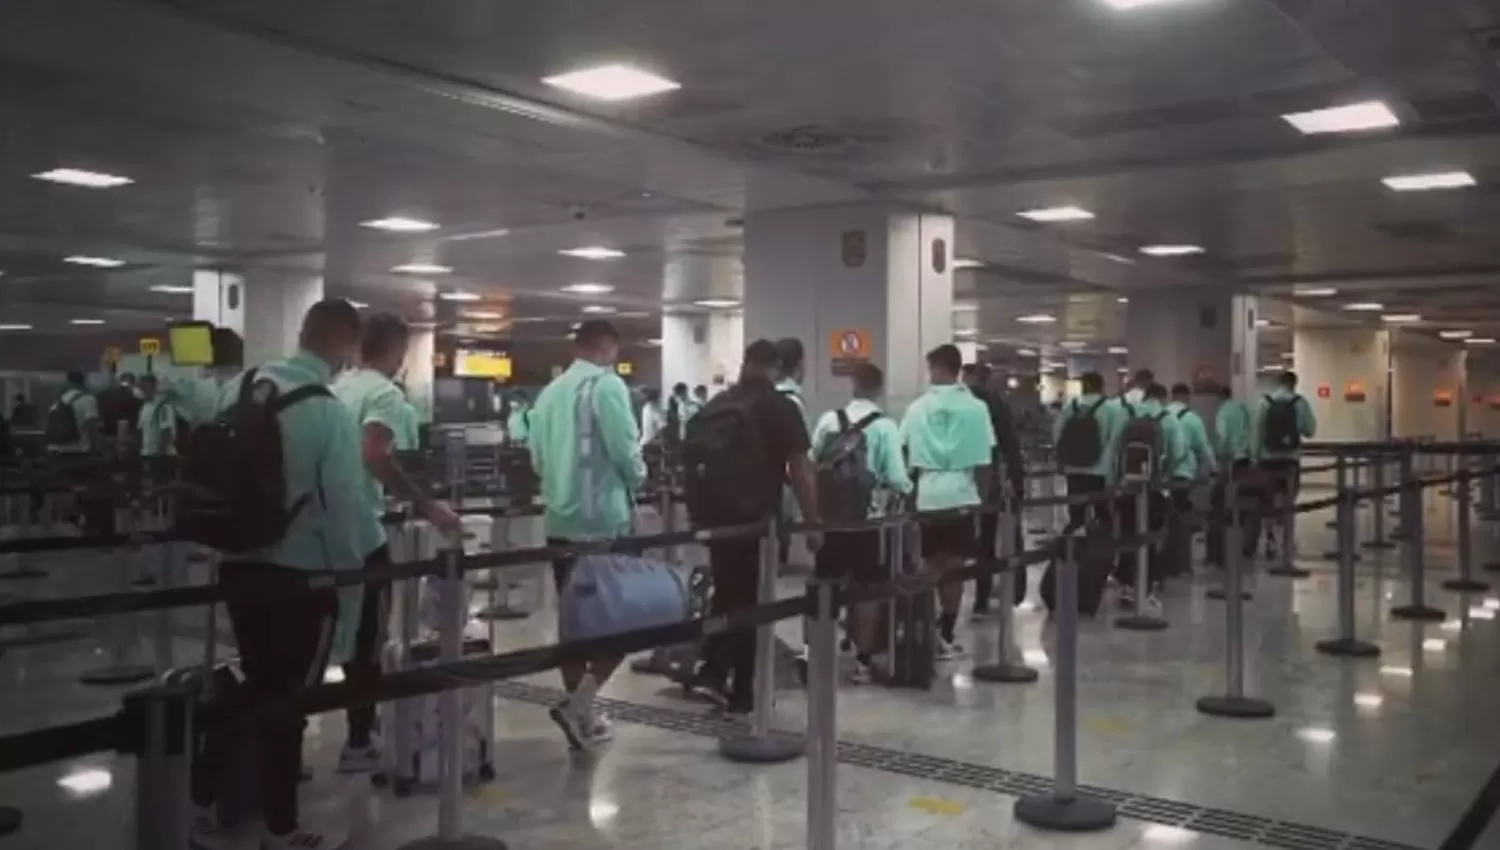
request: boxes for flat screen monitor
[454,348,511,380]
[168,321,215,366]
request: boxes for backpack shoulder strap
[851,411,881,432]
[836,409,850,432]
[269,382,332,414]
[1177,409,1190,420]
[236,368,261,406]
[1086,397,1107,415]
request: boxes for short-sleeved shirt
[333,368,412,557]
[47,388,98,453]
[900,384,997,511]
[723,377,812,514]
[810,398,913,518]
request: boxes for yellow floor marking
[909,796,965,816]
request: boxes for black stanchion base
[1362,540,1397,550]
[396,836,508,850]
[718,733,805,764]
[1114,615,1168,632]
[1267,567,1312,578]
[971,662,1040,684]
[472,605,531,621]
[1205,587,1253,601]
[1014,793,1117,833]
[1321,551,1361,562]
[78,664,155,686]
[1390,605,1446,622]
[1443,578,1491,593]
[0,806,20,837]
[471,578,501,592]
[0,567,46,581]
[1483,562,1500,573]
[1316,637,1381,658]
[1196,695,1275,719]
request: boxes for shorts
[920,517,976,559]
[1259,459,1300,500]
[813,530,883,583]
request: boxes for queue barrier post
[127,682,195,850]
[1198,481,1276,719]
[1364,450,1396,550]
[1316,488,1382,658]
[805,577,839,850]
[1443,464,1489,593]
[973,506,1038,684]
[1323,454,1344,531]
[1014,531,1117,832]
[1116,485,1167,632]
[80,497,154,687]
[1321,456,1360,563]
[720,518,806,764]
[1391,449,1446,622]
[1480,447,1500,520]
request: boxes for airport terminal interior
[4,1,1500,848]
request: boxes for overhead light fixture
[1017,348,1038,357]
[952,258,984,270]
[582,305,616,314]
[1116,296,1129,304]
[1140,826,1196,845]
[1423,638,1447,652]
[1059,340,1086,349]
[148,285,194,294]
[348,301,369,309]
[463,311,504,320]
[64,255,124,268]
[33,168,133,189]
[1102,0,1196,9]
[1379,666,1414,678]
[542,63,681,101]
[695,298,741,309]
[1017,314,1057,324]
[645,337,663,346]
[1382,171,1475,192]
[1139,244,1204,257]
[392,263,452,275]
[1485,597,1500,611]
[69,318,105,325]
[1118,366,1131,374]
[0,324,33,331]
[1108,346,1128,355]
[438,291,481,302]
[1283,100,1400,136]
[1353,693,1384,709]
[1294,288,1338,297]
[563,282,614,295]
[361,216,439,233]
[1466,337,1497,345]
[1017,205,1095,223]
[1470,606,1496,620]
[1382,314,1421,323]
[1342,302,1384,312]
[560,246,626,260]
[1440,330,1474,340]
[1102,253,1136,265]
[57,767,113,796]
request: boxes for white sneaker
[549,700,614,751]
[336,744,381,775]
[262,824,348,850]
[580,712,615,749]
[937,639,966,661]
[1144,594,1164,616]
[189,805,227,850]
[850,661,875,685]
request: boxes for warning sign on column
[830,328,872,376]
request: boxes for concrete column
[192,269,245,335]
[660,309,743,396]
[405,324,435,425]
[241,272,324,367]
[1467,357,1500,439]
[1391,331,1464,441]
[1125,290,1258,433]
[1291,328,1389,442]
[743,203,954,417]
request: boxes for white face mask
[1125,387,1145,404]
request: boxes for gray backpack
[1118,407,1167,481]
[815,410,881,525]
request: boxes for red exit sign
[1317,385,1332,398]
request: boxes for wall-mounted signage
[139,338,161,356]
[1434,389,1455,408]
[1317,385,1332,399]
[102,346,122,366]
[830,327,873,376]
[1343,381,1366,403]
[616,361,634,376]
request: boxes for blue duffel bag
[558,553,692,642]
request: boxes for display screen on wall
[454,348,511,380]
[167,322,215,366]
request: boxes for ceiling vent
[752,125,853,155]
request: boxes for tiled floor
[2,489,1499,849]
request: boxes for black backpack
[682,386,777,526]
[664,398,683,445]
[815,410,881,525]
[44,390,83,445]
[177,369,331,554]
[1056,398,1107,468]
[1118,407,1167,481]
[1263,396,1302,452]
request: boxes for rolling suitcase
[885,520,935,689]
[1039,527,1113,618]
[377,636,497,796]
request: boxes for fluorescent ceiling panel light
[1297,727,1336,744]
[392,263,452,275]
[463,311,504,320]
[1294,288,1338,297]
[361,216,439,233]
[563,282,614,295]
[348,301,369,309]
[542,63,681,101]
[1353,693,1384,709]
[560,246,626,260]
[1382,171,1476,192]
[69,318,105,325]
[0,324,33,331]
[33,168,133,188]
[953,301,979,312]
[1017,205,1094,223]
[1139,244,1204,257]
[1469,606,1496,620]
[1382,314,1421,323]
[438,291,481,302]
[65,255,124,268]
[1442,619,1463,633]
[695,299,741,309]
[1017,348,1038,357]
[952,258,985,269]
[1466,337,1497,345]
[1380,666,1414,678]
[1108,346,1128,354]
[1422,638,1447,651]
[1102,0,1197,9]
[57,768,112,796]
[1116,296,1129,303]
[1141,825,1196,845]
[1342,302,1383,312]
[1017,314,1057,324]
[1283,100,1400,135]
[148,285,194,294]
[582,305,616,314]
[1485,597,1500,610]
[1440,330,1474,340]
[1059,340,1086,349]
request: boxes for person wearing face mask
[1122,368,1154,408]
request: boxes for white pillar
[1125,290,1258,431]
[241,272,324,367]
[192,269,245,334]
[743,203,954,417]
[660,309,743,397]
[405,324,435,425]
[1391,331,1465,441]
[1467,357,1500,440]
[1292,328,1389,442]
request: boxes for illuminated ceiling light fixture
[952,258,985,269]
[1102,253,1136,265]
[1102,0,1196,9]
[361,216,439,233]
[1108,346,1128,354]
[563,282,614,295]
[0,324,33,331]
[953,301,979,312]
[1116,296,1129,303]
[69,318,105,325]
[1283,100,1400,135]
[1017,205,1095,223]
[1440,330,1474,340]
[1016,314,1057,324]
[560,246,626,260]
[542,63,681,101]
[148,285,194,294]
[392,263,452,275]
[57,768,113,796]
[1017,348,1038,357]
[463,311,504,320]
[1059,340,1086,349]
[1353,693,1384,709]
[1382,314,1422,323]
[65,255,124,268]
[1342,302,1384,312]
[1465,337,1497,345]
[1294,288,1338,297]
[348,301,369,309]
[582,305,616,314]
[438,291,481,302]
[1382,171,1476,192]
[33,168,133,188]
[695,298,741,309]
[1297,727,1337,744]
[1139,244,1204,257]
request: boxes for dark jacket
[971,385,1025,495]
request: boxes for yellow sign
[102,346,123,365]
[455,349,511,380]
[139,338,161,356]
[1344,380,1367,403]
[1435,389,1455,408]
[616,361,634,376]
[830,328,873,376]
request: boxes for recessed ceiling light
[1469,606,1496,620]
[560,246,626,260]
[1108,346,1128,354]
[1440,330,1474,340]
[695,298,741,309]
[1017,348,1038,357]
[1353,693,1384,709]
[69,318,105,325]
[1294,288,1338,297]
[1380,666,1414,678]
[1017,314,1057,324]
[1382,171,1475,192]
[33,168,133,189]
[348,301,369,309]
[563,282,615,295]
[1017,205,1095,223]
[1059,340,1086,349]
[1116,296,1129,304]
[1140,244,1204,257]
[361,217,439,233]
[582,305,616,314]
[463,311,503,320]
[952,258,985,269]
[64,255,124,268]
[0,324,33,331]
[1297,727,1336,744]
[1466,337,1497,345]
[438,291,481,302]
[1283,100,1400,135]
[1102,0,1196,9]
[1485,597,1500,611]
[1140,825,1196,845]
[391,263,452,275]
[149,285,194,294]
[1342,302,1384,312]
[542,63,681,101]
[57,767,112,796]
[1382,314,1421,323]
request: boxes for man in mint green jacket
[1052,371,1131,529]
[528,319,646,750]
[1252,371,1317,558]
[1167,383,1218,483]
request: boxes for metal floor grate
[492,681,1428,850]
